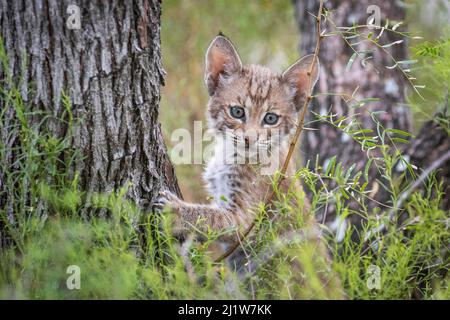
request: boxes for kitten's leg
[155,190,250,238]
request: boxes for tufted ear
[204,34,242,96]
[282,54,320,110]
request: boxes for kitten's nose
[244,136,257,148]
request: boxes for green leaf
[386,128,413,137]
[340,189,350,200]
[382,40,403,48]
[325,156,337,176]
[344,34,359,40]
[360,181,368,192]
[391,137,410,144]
[350,97,381,108]
[364,158,373,181]
[392,21,403,31]
[398,60,418,65]
[346,52,358,72]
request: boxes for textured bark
[404,113,450,211]
[0,0,180,242]
[293,0,413,224]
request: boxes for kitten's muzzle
[244,137,250,149]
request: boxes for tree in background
[293,0,449,231]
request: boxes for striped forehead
[243,65,280,105]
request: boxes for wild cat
[157,34,319,243]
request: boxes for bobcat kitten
[157,34,319,241]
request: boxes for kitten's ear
[282,54,320,110]
[205,34,242,96]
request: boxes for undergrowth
[0,81,448,299]
[0,21,449,299]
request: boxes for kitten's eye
[229,106,245,119]
[263,112,279,125]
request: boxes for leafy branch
[214,0,325,263]
[325,18,425,99]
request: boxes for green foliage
[336,181,448,299]
[0,3,448,301]
[409,35,450,133]
[0,82,448,299]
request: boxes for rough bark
[293,0,413,224]
[0,0,180,243]
[403,112,450,211]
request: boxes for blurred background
[160,0,450,203]
[160,0,299,202]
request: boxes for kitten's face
[208,65,296,139]
[204,35,319,160]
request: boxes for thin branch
[327,18,425,100]
[214,0,325,263]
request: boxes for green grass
[0,2,449,300]
[0,79,448,298]
[408,35,450,135]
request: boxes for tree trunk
[293,0,413,225]
[404,111,450,211]
[0,0,180,243]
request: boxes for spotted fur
[159,34,319,243]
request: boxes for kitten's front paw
[154,189,186,238]
[153,189,180,213]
